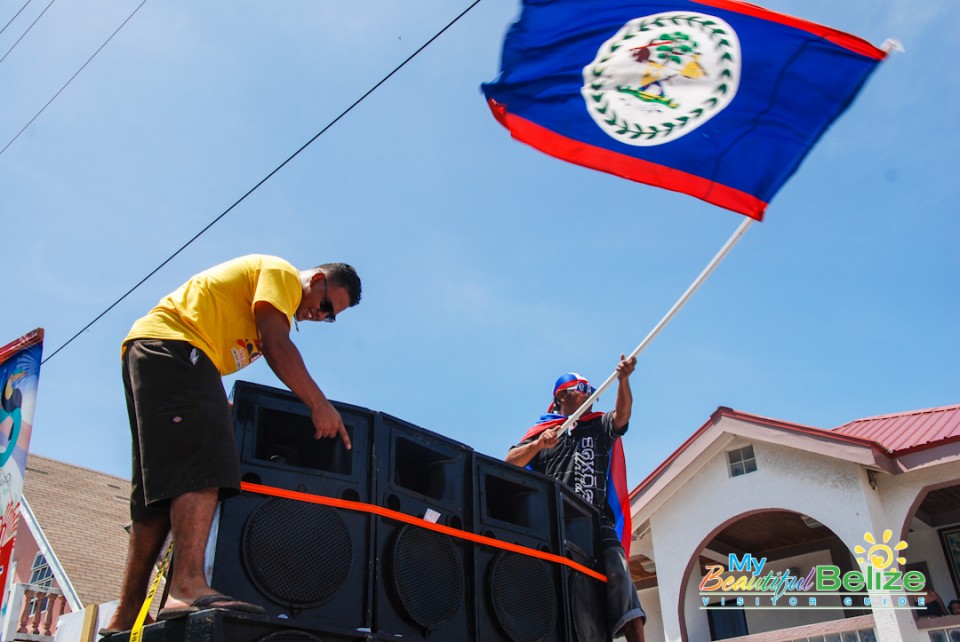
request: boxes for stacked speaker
[200,382,610,642]
[371,412,475,639]
[211,383,376,636]
[473,453,566,642]
[558,485,609,642]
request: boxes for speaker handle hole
[341,488,360,502]
[385,493,401,512]
[447,515,463,530]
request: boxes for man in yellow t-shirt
[103,255,362,634]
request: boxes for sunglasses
[563,381,592,394]
[319,279,336,323]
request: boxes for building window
[28,553,54,614]
[727,445,757,477]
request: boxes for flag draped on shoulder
[607,438,631,553]
[482,0,886,220]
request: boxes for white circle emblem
[582,12,741,146]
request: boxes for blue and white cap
[553,372,594,397]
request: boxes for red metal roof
[832,404,960,454]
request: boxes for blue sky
[1,0,957,485]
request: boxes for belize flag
[482,0,887,220]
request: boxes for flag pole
[556,216,756,437]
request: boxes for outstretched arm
[612,354,636,431]
[254,301,351,449]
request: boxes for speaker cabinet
[371,412,475,640]
[211,382,376,632]
[107,609,372,642]
[210,382,611,642]
[473,454,567,642]
[557,485,608,642]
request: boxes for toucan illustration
[0,371,26,467]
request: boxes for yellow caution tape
[129,540,174,642]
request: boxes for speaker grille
[390,525,464,632]
[488,552,557,642]
[256,632,324,642]
[242,498,352,608]
[571,572,605,642]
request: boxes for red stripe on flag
[693,0,886,60]
[488,99,767,220]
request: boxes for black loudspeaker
[211,382,376,632]
[473,454,567,642]
[371,412,475,640]
[557,485,609,642]
[108,609,372,642]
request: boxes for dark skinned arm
[611,354,636,431]
[253,301,351,449]
[505,426,559,467]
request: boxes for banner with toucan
[0,329,44,616]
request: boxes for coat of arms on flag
[482,0,888,220]
[583,11,741,146]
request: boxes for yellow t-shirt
[124,255,302,375]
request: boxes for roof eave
[629,407,897,518]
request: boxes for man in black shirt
[507,355,645,642]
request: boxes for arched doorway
[678,509,871,641]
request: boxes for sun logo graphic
[854,530,908,570]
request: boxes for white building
[629,404,960,642]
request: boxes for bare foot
[102,609,154,633]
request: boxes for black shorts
[604,543,646,636]
[122,339,240,521]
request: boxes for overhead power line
[1,0,148,157]
[0,0,33,38]
[0,0,55,65]
[41,0,483,365]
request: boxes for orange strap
[240,481,607,583]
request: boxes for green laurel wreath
[587,13,737,141]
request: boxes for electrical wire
[0,0,55,65]
[41,0,483,365]
[0,0,148,157]
[0,0,33,38]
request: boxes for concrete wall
[875,463,960,599]
[872,462,960,641]
[638,586,664,642]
